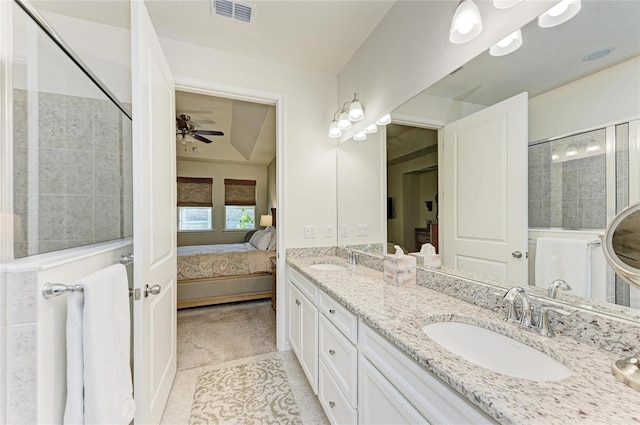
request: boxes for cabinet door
[299,292,319,393]
[358,356,427,425]
[287,282,301,356]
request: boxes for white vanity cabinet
[359,323,496,425]
[287,268,319,393]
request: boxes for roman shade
[177,177,213,207]
[224,179,256,205]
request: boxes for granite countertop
[287,256,640,425]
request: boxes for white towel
[64,264,135,425]
[535,237,591,298]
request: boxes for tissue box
[409,253,441,269]
[409,252,425,265]
[383,254,416,286]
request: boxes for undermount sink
[422,321,571,382]
[309,263,346,271]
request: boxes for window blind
[224,179,256,205]
[177,177,213,207]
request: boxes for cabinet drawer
[359,323,495,424]
[319,361,357,425]
[319,291,357,344]
[319,315,357,407]
[288,267,318,305]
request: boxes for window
[224,206,256,230]
[178,207,212,231]
[177,177,213,232]
[224,179,257,230]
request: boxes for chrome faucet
[547,279,571,299]
[502,286,571,337]
[342,246,358,265]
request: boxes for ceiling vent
[212,0,254,24]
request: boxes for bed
[177,208,277,309]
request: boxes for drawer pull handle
[329,349,335,356]
[295,299,300,305]
[329,401,335,408]
[329,309,335,314]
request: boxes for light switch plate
[304,226,316,238]
[341,224,348,237]
[357,224,368,236]
[326,225,334,238]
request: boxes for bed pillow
[267,228,277,251]
[250,229,272,251]
[243,229,258,243]
[248,229,262,246]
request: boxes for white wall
[160,37,338,249]
[176,159,268,246]
[393,94,486,126]
[529,56,640,142]
[336,0,556,142]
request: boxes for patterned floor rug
[189,356,303,425]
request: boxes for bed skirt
[177,273,273,309]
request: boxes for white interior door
[441,92,528,283]
[131,1,177,423]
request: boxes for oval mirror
[602,202,640,290]
[601,201,640,392]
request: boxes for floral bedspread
[177,243,274,280]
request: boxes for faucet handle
[502,287,524,323]
[538,306,572,337]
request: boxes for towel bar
[42,283,134,299]
[119,253,134,265]
[528,238,600,246]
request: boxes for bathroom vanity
[286,253,640,424]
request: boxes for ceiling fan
[176,114,224,144]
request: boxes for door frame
[173,77,287,350]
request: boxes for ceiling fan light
[338,110,352,130]
[538,0,581,28]
[449,0,483,44]
[329,120,342,138]
[364,123,378,134]
[490,29,523,57]
[493,0,523,9]
[375,114,391,126]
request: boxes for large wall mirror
[337,0,640,320]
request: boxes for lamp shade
[328,120,342,138]
[489,29,523,57]
[364,123,378,134]
[493,0,522,9]
[450,0,483,44]
[259,214,273,227]
[375,114,391,126]
[538,0,581,28]
[348,100,364,122]
[338,110,352,130]
[353,131,366,141]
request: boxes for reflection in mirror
[336,0,640,319]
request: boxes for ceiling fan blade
[194,130,224,136]
[176,116,188,129]
[193,134,213,144]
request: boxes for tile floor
[160,301,328,424]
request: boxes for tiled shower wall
[528,128,607,229]
[12,89,133,258]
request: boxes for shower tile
[93,101,120,153]
[528,144,543,173]
[38,94,67,149]
[13,194,28,245]
[39,148,67,195]
[547,199,561,227]
[13,243,28,259]
[65,195,94,241]
[528,200,543,227]
[94,195,121,241]
[528,173,543,202]
[5,324,37,425]
[66,150,94,195]
[578,198,606,229]
[6,272,37,325]
[13,147,29,195]
[561,169,577,200]
[38,195,66,241]
[540,142,551,173]
[66,97,94,150]
[13,98,28,148]
[548,170,563,200]
[577,166,606,199]
[561,199,578,229]
[94,152,121,196]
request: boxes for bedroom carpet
[177,300,277,371]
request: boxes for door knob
[512,251,523,259]
[145,284,162,297]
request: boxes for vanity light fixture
[493,0,523,9]
[328,119,342,138]
[489,29,523,57]
[538,0,581,28]
[353,131,366,141]
[565,144,578,157]
[449,0,483,44]
[585,137,601,153]
[348,93,364,122]
[364,123,378,134]
[376,113,391,126]
[338,109,352,130]
[328,92,366,137]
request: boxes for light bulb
[353,131,366,141]
[450,0,483,44]
[338,110,352,130]
[376,114,391,126]
[364,123,378,134]
[328,120,342,138]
